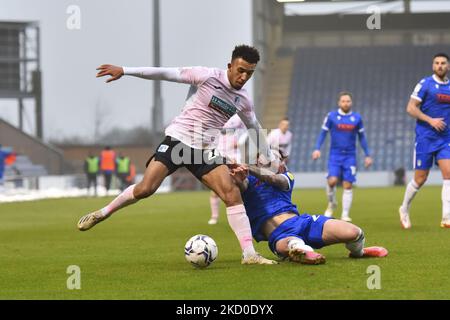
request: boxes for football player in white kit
[78,45,278,265]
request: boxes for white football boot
[77,210,107,231]
[241,252,278,265]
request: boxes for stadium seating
[287,45,450,172]
[4,154,48,178]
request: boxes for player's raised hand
[230,164,249,183]
[96,64,124,83]
[428,117,446,131]
[364,156,373,168]
[312,150,321,160]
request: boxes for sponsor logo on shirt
[337,124,356,131]
[158,144,169,153]
[208,95,237,118]
[437,93,450,104]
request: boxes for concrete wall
[0,118,66,174]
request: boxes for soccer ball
[184,234,218,268]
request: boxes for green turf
[0,186,448,299]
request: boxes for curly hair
[232,45,260,64]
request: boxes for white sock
[401,180,420,213]
[226,204,256,256]
[342,189,353,218]
[99,184,138,218]
[345,228,365,257]
[442,180,450,221]
[326,184,337,205]
[287,237,313,252]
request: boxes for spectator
[84,152,100,196]
[0,144,15,192]
[100,146,116,192]
[116,153,131,191]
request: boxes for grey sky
[0,0,252,141]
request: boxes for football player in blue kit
[230,151,387,264]
[399,53,450,229]
[312,92,373,222]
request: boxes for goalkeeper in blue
[399,53,450,229]
[230,152,387,265]
[312,92,373,222]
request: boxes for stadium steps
[263,56,294,129]
[287,44,450,172]
[4,154,48,178]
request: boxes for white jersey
[217,114,246,163]
[123,66,272,160]
[267,128,293,157]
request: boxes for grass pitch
[0,186,448,300]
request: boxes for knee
[414,177,427,188]
[275,241,289,257]
[328,179,338,188]
[346,225,362,242]
[220,184,241,207]
[134,182,157,199]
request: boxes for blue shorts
[414,140,450,170]
[327,154,357,183]
[268,214,332,257]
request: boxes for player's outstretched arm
[96,64,124,83]
[407,97,446,131]
[248,165,290,191]
[96,65,212,85]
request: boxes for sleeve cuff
[122,67,132,75]
[410,95,422,102]
[281,174,291,191]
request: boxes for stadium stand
[286,44,450,172]
[0,118,69,174]
[4,154,47,178]
[263,56,294,130]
